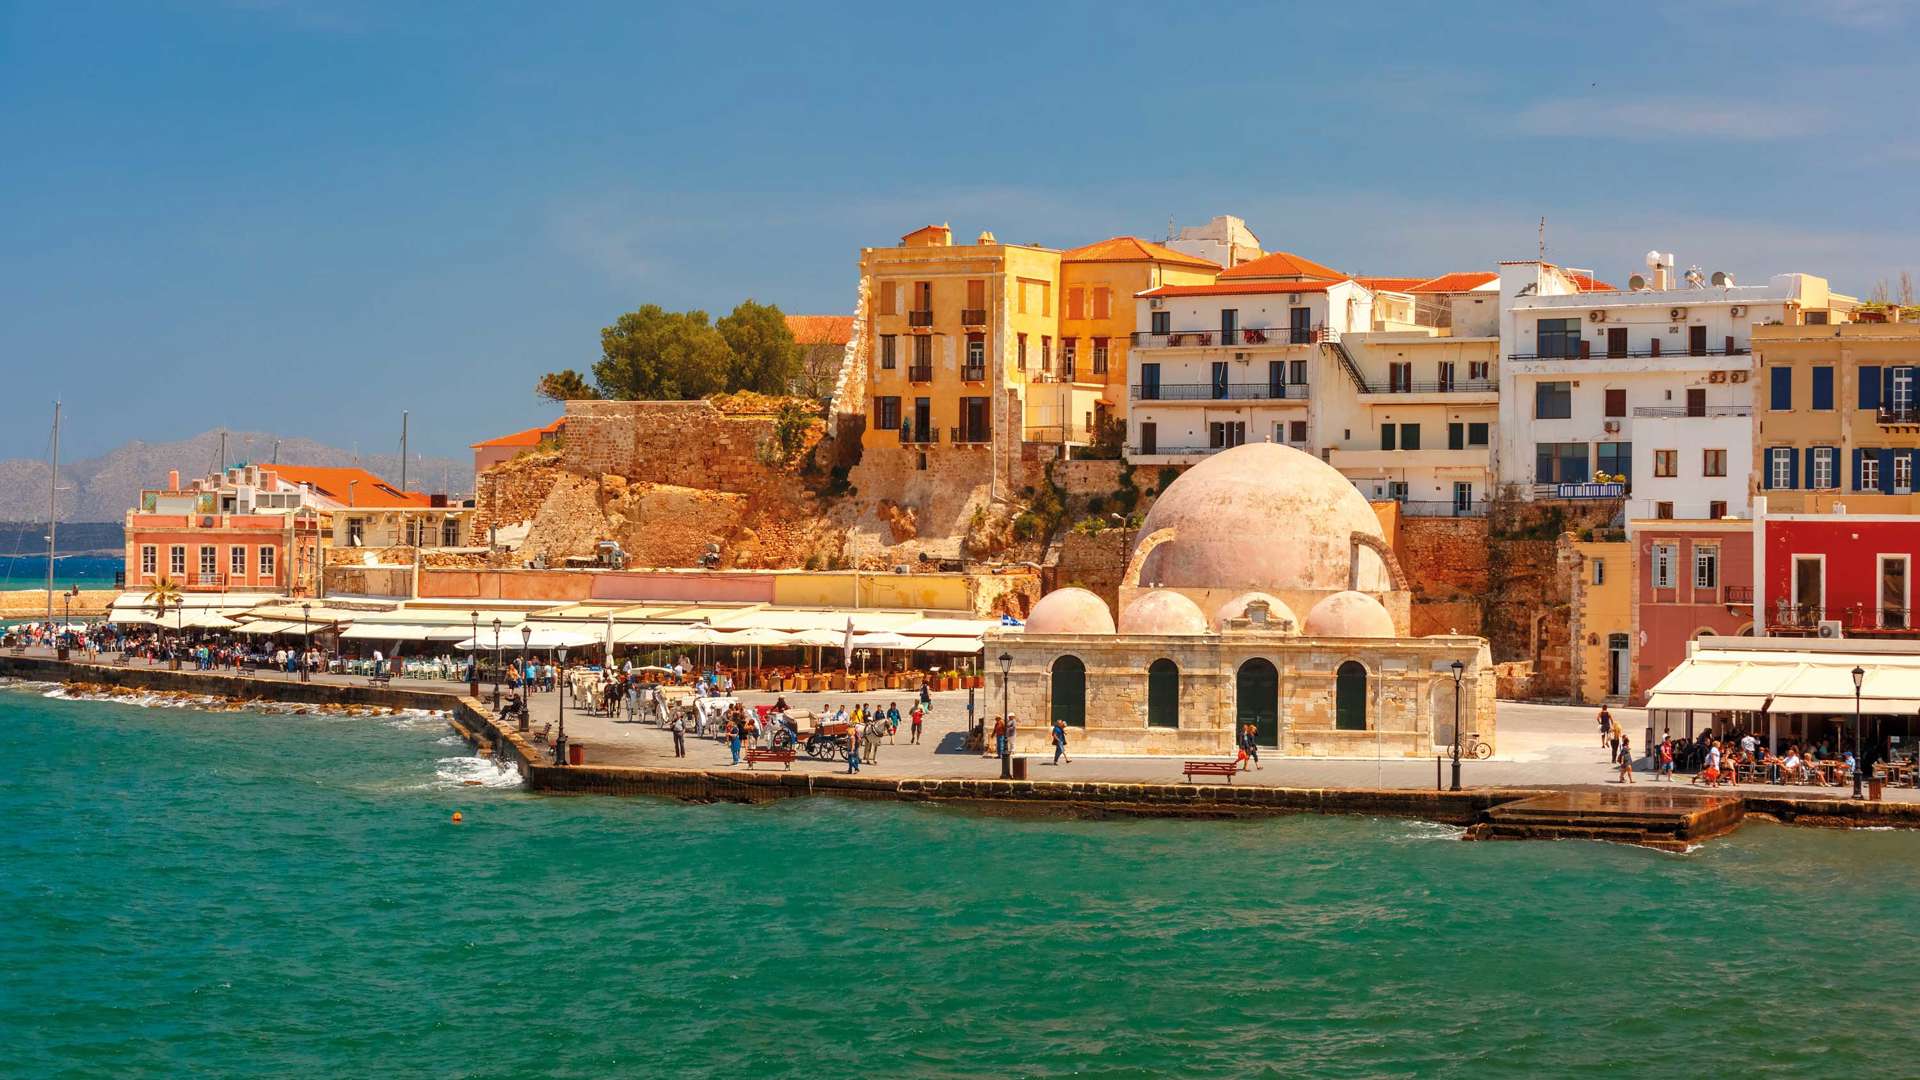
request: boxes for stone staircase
[1466,790,1746,850]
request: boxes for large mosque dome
[1133,443,1391,593]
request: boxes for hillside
[0,521,124,556]
[0,429,468,521]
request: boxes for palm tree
[144,575,184,669]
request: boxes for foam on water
[433,755,523,790]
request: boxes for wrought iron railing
[1131,382,1310,402]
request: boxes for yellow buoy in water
[450,811,464,824]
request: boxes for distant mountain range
[0,428,469,523]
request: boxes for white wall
[1628,414,1754,521]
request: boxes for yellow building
[1752,320,1920,513]
[1057,237,1219,433]
[858,224,1061,460]
[1569,538,1632,702]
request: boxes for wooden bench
[1183,760,1240,784]
[746,747,796,770]
[531,721,553,745]
[114,653,133,666]
[366,673,393,687]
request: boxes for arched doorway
[1147,659,1179,728]
[1236,658,1279,747]
[1051,655,1086,728]
[1336,661,1368,731]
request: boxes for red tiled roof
[1061,236,1220,270]
[1138,279,1347,299]
[1355,276,1427,293]
[268,465,429,508]
[1217,250,1344,281]
[1567,271,1617,292]
[470,418,564,449]
[785,314,855,345]
[1407,271,1499,294]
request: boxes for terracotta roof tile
[1407,271,1499,294]
[785,314,856,345]
[1138,279,1347,299]
[1216,250,1345,281]
[268,465,429,508]
[1355,276,1427,293]
[470,419,564,449]
[1061,236,1220,270]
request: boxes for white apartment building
[1496,255,1852,522]
[1322,332,1500,515]
[1125,277,1372,463]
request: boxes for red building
[1631,517,1754,703]
[1756,499,1920,636]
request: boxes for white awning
[712,627,794,647]
[910,636,985,654]
[453,627,599,651]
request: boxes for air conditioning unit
[1729,305,1746,318]
[1603,420,1621,434]
[1669,307,1688,321]
[1818,620,1843,639]
[1588,310,1608,323]
[1730,370,1749,383]
[1290,294,1301,303]
[1149,298,1165,309]
[1234,352,1250,362]
[1709,370,1727,383]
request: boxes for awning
[453,627,600,651]
[713,628,794,647]
[849,631,918,650]
[910,636,985,654]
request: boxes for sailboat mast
[47,401,60,624]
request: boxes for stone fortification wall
[1392,517,1574,699]
[561,399,799,495]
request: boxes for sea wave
[434,755,524,790]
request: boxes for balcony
[1132,326,1333,348]
[1533,482,1627,500]
[1632,405,1753,418]
[899,427,940,446]
[1878,405,1920,426]
[189,572,226,588]
[1507,343,1750,361]
[1396,499,1490,519]
[949,426,992,446]
[907,364,934,383]
[1362,379,1498,395]
[961,363,987,382]
[1126,443,1230,459]
[907,309,934,328]
[1724,585,1753,605]
[960,308,987,326]
[1131,382,1309,402]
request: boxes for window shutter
[1761,450,1773,490]
[1883,449,1898,493]
[1790,448,1801,490]
[1861,366,1882,409]
[1854,448,1864,491]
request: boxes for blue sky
[4,0,1918,462]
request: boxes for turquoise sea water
[8,688,1920,1078]
[0,555,123,592]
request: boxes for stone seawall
[0,654,456,711]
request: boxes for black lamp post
[1450,659,1465,792]
[468,610,480,697]
[1853,665,1867,800]
[490,617,503,711]
[998,651,1013,779]
[300,601,311,683]
[555,644,570,765]
[520,624,533,693]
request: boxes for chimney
[167,469,180,490]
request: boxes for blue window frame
[1770,366,1793,411]
[1860,366,1882,409]
[1812,366,1834,410]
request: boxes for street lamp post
[555,644,570,766]
[998,651,1013,780]
[1450,659,1465,792]
[490,617,503,711]
[468,610,480,697]
[520,624,533,696]
[1853,665,1867,800]
[300,602,311,683]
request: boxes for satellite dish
[1628,273,1649,291]
[1645,250,1663,268]
[1710,270,1734,286]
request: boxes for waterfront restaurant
[1645,636,1920,762]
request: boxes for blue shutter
[1812,367,1834,410]
[1861,366,1882,409]
[1854,448,1864,491]
[1761,449,1773,490]
[1789,448,1801,489]
[1883,449,1898,493]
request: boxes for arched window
[1336,660,1368,731]
[1051,655,1086,728]
[1147,659,1180,728]
[1236,658,1279,747]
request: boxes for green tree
[534,369,600,403]
[589,305,732,400]
[716,299,800,395]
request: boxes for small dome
[1025,587,1115,635]
[1304,591,1396,638]
[1213,591,1298,632]
[1118,590,1210,635]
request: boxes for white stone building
[1496,256,1853,522]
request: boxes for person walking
[1241,722,1262,771]
[1608,721,1623,765]
[1615,735,1635,783]
[728,717,743,766]
[886,702,901,741]
[1598,705,1613,747]
[846,732,862,774]
[1051,717,1070,766]
[919,680,933,714]
[1657,734,1674,781]
[909,702,925,744]
[989,714,1007,760]
[670,711,687,758]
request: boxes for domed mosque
[990,443,1493,760]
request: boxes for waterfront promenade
[6,646,1913,802]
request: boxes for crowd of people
[1598,705,1901,788]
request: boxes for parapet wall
[561,400,787,495]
